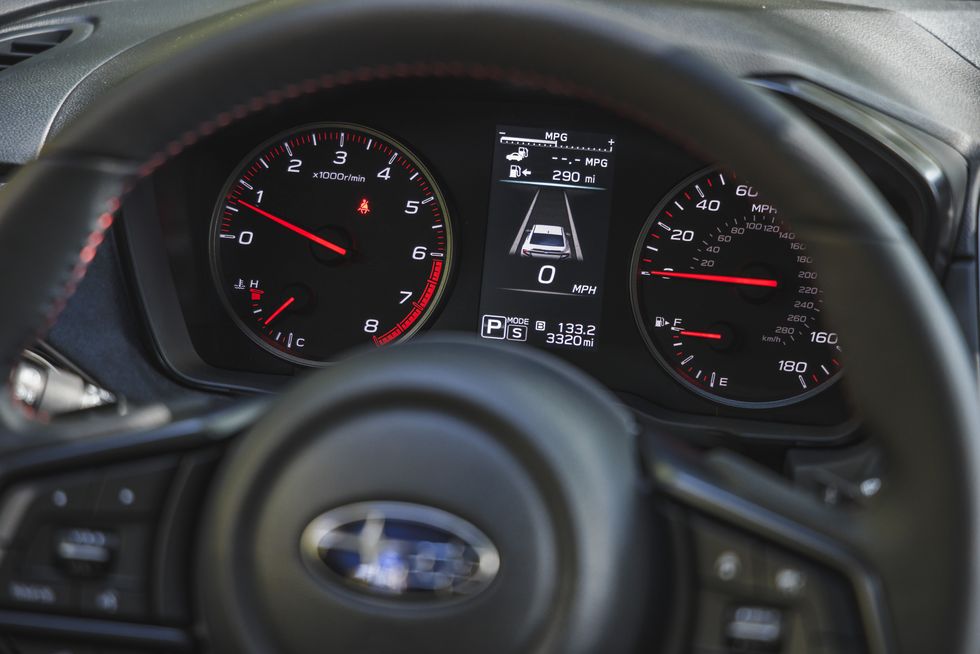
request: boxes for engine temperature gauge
[630,168,842,407]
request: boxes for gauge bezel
[209,121,455,367]
[628,166,843,409]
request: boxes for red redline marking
[263,296,295,325]
[680,330,723,340]
[645,270,778,288]
[238,200,347,255]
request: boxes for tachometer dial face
[631,168,842,407]
[211,123,452,365]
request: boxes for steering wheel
[0,1,977,653]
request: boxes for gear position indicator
[478,125,616,350]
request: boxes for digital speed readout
[478,126,616,351]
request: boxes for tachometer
[211,123,452,365]
[630,168,841,407]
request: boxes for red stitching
[31,61,689,356]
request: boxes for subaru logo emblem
[300,502,500,598]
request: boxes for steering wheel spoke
[642,428,892,654]
[0,398,260,651]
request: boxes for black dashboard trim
[752,76,968,270]
[120,181,281,396]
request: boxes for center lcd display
[478,125,616,350]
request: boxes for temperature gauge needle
[238,200,348,256]
[646,270,778,288]
[680,330,723,340]
[264,296,296,325]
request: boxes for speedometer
[630,168,842,407]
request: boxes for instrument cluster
[125,81,944,438]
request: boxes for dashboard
[114,79,964,442]
[0,3,979,651]
[0,0,971,457]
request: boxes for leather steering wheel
[0,1,977,653]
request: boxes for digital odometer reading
[478,126,616,350]
[211,123,452,365]
[631,168,842,407]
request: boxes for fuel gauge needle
[264,296,295,325]
[680,330,723,340]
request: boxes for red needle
[238,200,347,256]
[680,330,723,340]
[646,270,778,288]
[264,296,295,325]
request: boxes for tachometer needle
[238,200,347,256]
[264,296,296,325]
[680,330,723,340]
[646,270,778,288]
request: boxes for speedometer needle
[264,296,295,325]
[646,270,778,288]
[238,200,348,256]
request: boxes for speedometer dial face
[631,168,842,407]
[211,123,452,365]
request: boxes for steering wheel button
[714,551,742,582]
[762,547,818,601]
[0,475,100,547]
[1,578,72,610]
[760,545,865,644]
[774,567,807,597]
[79,584,146,621]
[45,479,101,512]
[117,488,135,506]
[53,527,118,578]
[691,517,765,590]
[95,457,177,516]
[725,605,784,652]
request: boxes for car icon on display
[520,224,572,259]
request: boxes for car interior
[0,0,979,652]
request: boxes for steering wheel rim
[0,1,977,652]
